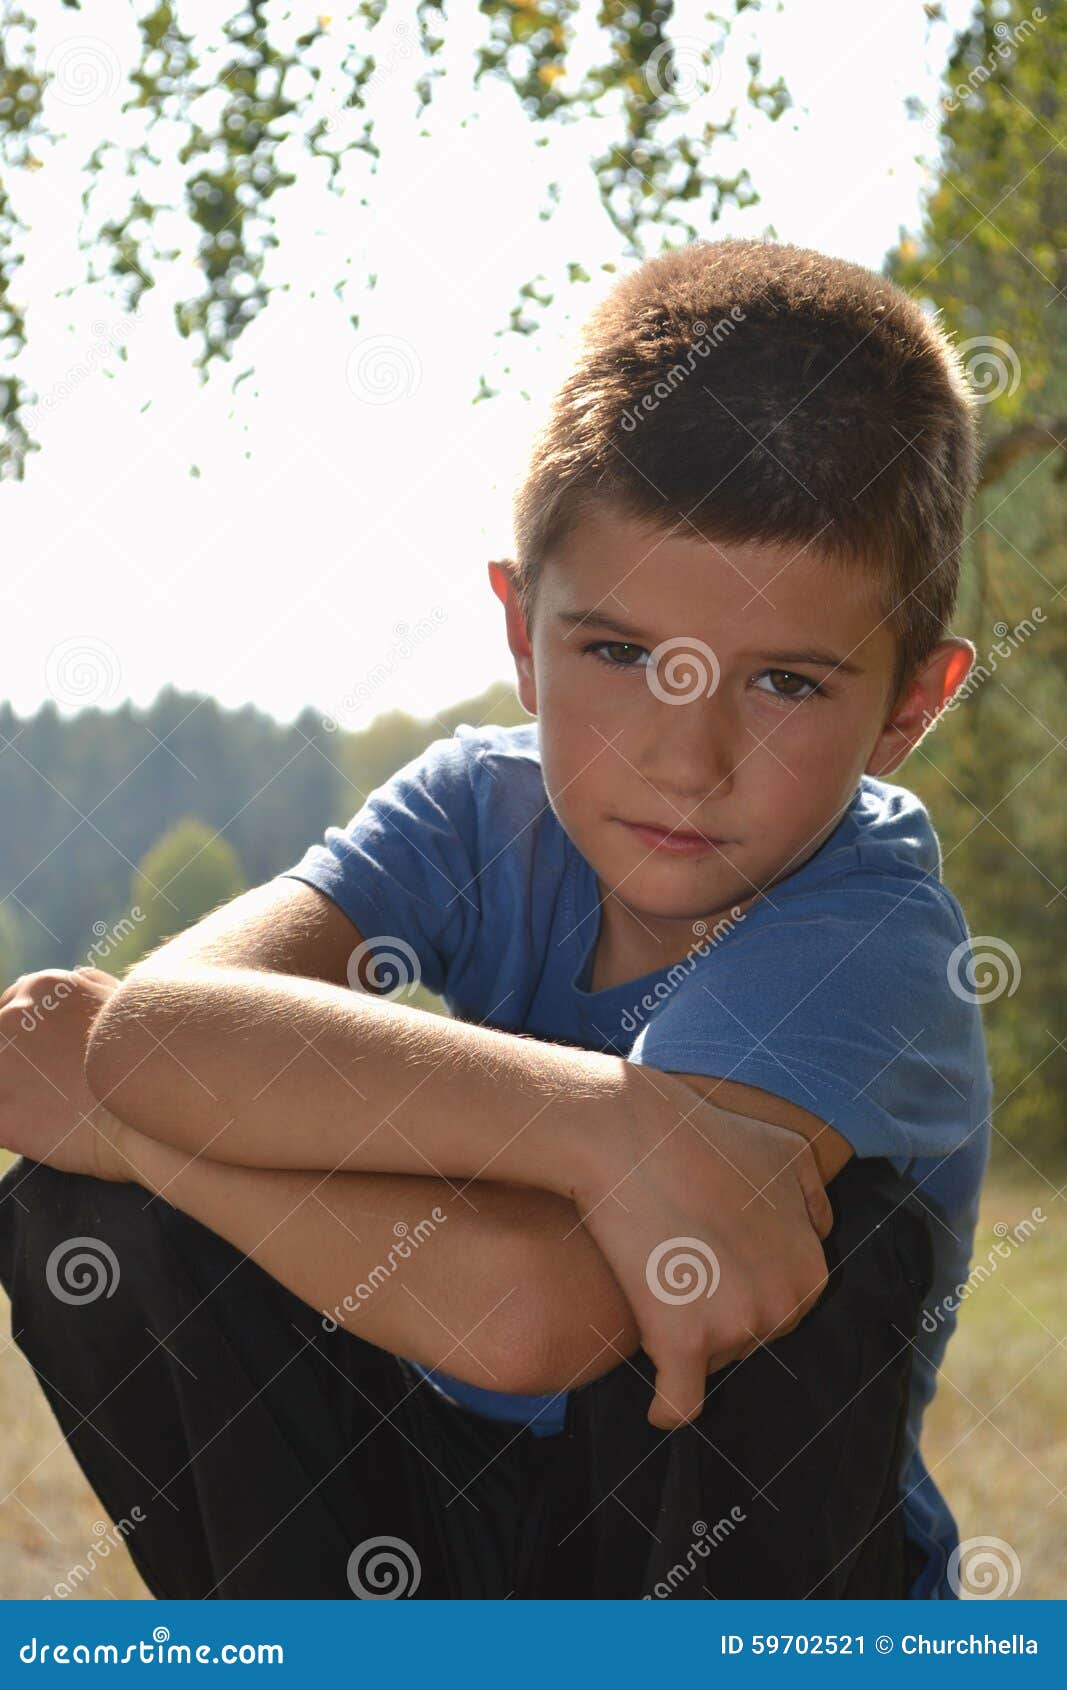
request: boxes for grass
[0,1152,1062,1599]
[917,1156,1065,1599]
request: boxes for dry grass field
[0,1150,1062,1600]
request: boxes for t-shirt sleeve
[626,876,981,1165]
[276,734,481,1000]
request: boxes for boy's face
[490,503,973,968]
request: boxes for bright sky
[3,0,974,730]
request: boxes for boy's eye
[753,669,824,701]
[582,640,649,670]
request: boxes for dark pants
[0,1152,932,1599]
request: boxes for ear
[865,638,976,778]
[487,559,538,717]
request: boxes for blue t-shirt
[280,720,992,1600]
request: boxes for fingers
[647,1334,765,1430]
[0,975,26,1011]
[72,967,122,992]
[797,1145,835,1240]
[647,1355,709,1431]
[644,1254,829,1430]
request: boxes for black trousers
[0,1152,932,1600]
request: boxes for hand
[573,1092,834,1431]
[0,967,132,1181]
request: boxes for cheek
[744,709,857,795]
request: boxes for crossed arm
[7,876,852,1428]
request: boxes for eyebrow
[558,609,864,675]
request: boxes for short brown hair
[512,238,980,710]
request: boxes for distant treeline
[0,680,527,988]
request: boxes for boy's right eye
[582,640,649,670]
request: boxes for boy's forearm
[84,965,628,1199]
[100,1116,623,1392]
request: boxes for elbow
[488,1241,642,1396]
[83,972,182,1132]
[509,1325,642,1396]
[83,988,132,1109]
[443,1272,556,1397]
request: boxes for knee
[0,1157,166,1352]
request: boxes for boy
[0,238,991,1601]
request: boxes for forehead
[542,504,893,660]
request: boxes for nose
[631,681,738,805]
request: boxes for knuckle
[672,1326,713,1363]
[804,1250,830,1299]
[756,1287,800,1338]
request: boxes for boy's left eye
[752,669,824,701]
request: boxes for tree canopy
[0,0,790,478]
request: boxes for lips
[628,819,724,844]
[620,820,729,856]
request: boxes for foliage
[0,0,790,478]
[887,0,1066,1163]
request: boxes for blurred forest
[1,0,1064,1173]
[0,676,527,992]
